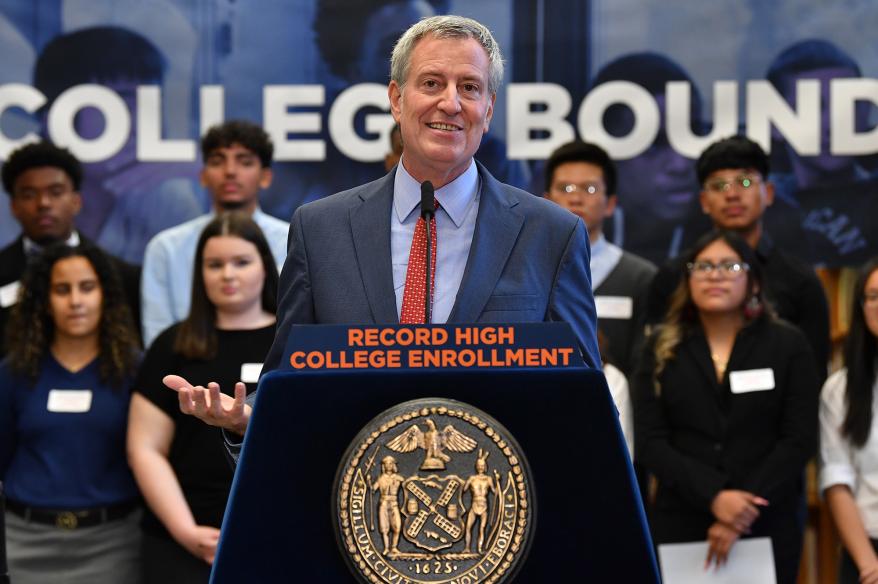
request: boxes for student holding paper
[632,230,818,584]
[820,257,878,584]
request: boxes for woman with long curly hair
[126,211,277,582]
[0,243,141,584]
[820,257,878,584]
[632,230,818,584]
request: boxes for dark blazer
[0,235,142,356]
[632,317,818,583]
[594,250,656,376]
[261,162,601,373]
[645,236,830,380]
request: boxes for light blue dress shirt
[589,233,623,290]
[391,158,480,324]
[140,208,289,347]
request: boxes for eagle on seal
[385,419,477,470]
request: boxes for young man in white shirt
[140,121,289,346]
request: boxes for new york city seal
[334,398,534,583]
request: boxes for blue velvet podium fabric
[211,368,659,583]
[1,483,8,584]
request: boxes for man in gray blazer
[165,15,600,452]
[543,141,656,377]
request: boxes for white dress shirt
[604,362,634,459]
[819,368,878,537]
[22,231,80,256]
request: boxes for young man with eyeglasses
[544,141,656,376]
[646,135,830,378]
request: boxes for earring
[743,294,762,320]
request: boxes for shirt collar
[591,233,608,256]
[211,206,266,220]
[251,206,267,222]
[23,231,80,256]
[393,157,479,227]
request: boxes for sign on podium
[211,323,659,583]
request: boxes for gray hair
[390,15,504,95]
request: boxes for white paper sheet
[658,537,776,584]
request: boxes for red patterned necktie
[400,200,438,324]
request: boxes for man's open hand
[163,374,251,436]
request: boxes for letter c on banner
[577,81,660,159]
[0,83,46,158]
[48,84,130,162]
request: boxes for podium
[1,482,8,584]
[211,324,659,583]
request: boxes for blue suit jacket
[261,162,600,373]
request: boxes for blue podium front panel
[212,366,658,583]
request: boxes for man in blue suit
[165,15,600,445]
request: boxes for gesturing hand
[163,374,251,436]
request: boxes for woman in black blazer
[633,230,818,584]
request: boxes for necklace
[711,353,728,375]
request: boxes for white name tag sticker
[240,363,263,384]
[47,389,93,413]
[0,280,21,308]
[729,368,775,394]
[595,295,633,320]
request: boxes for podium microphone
[420,181,435,324]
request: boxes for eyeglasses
[687,260,750,279]
[704,175,761,193]
[552,183,605,197]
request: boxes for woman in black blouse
[127,212,278,582]
[633,230,818,584]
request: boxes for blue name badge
[279,323,584,371]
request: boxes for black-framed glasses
[704,175,761,193]
[687,260,750,279]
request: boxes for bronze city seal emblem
[334,398,534,584]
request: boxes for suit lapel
[725,321,761,378]
[686,323,761,419]
[350,173,399,324]
[448,164,524,323]
[0,238,27,285]
[685,334,722,393]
